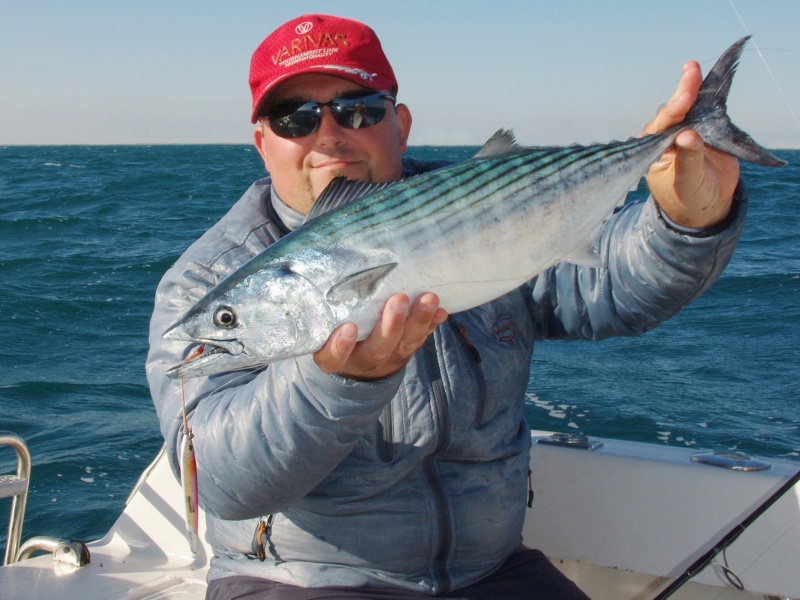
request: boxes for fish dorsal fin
[305,177,396,224]
[326,263,398,305]
[473,129,524,159]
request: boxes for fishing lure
[178,345,204,556]
[180,419,199,556]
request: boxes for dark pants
[206,548,591,599]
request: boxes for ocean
[0,144,798,549]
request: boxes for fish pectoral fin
[562,239,603,269]
[326,263,398,304]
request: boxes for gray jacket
[146,159,746,594]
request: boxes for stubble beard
[307,166,374,208]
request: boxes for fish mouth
[165,339,249,379]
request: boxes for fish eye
[213,306,237,328]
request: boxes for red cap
[249,14,398,123]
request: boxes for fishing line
[175,361,270,555]
[722,508,800,581]
[728,0,800,135]
[713,547,744,591]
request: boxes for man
[147,14,743,599]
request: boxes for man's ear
[395,104,412,153]
[253,125,270,171]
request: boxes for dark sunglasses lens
[268,102,320,138]
[332,94,388,130]
[266,93,391,138]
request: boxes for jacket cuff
[295,354,405,407]
[656,179,746,238]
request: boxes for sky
[2,0,799,148]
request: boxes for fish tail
[686,36,785,167]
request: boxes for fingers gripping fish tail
[687,36,785,167]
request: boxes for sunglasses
[260,90,396,139]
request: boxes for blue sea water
[0,144,798,549]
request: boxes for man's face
[254,74,412,215]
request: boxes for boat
[2,429,799,599]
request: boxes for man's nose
[314,107,346,145]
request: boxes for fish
[163,36,785,379]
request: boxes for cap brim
[251,66,396,123]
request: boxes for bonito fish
[164,37,784,379]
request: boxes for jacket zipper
[422,332,452,594]
[377,393,396,463]
[448,317,488,426]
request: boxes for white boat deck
[2,433,799,600]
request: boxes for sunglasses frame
[260,90,396,139]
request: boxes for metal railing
[0,432,31,566]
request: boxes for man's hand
[642,61,740,229]
[313,293,448,380]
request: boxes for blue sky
[2,0,799,147]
